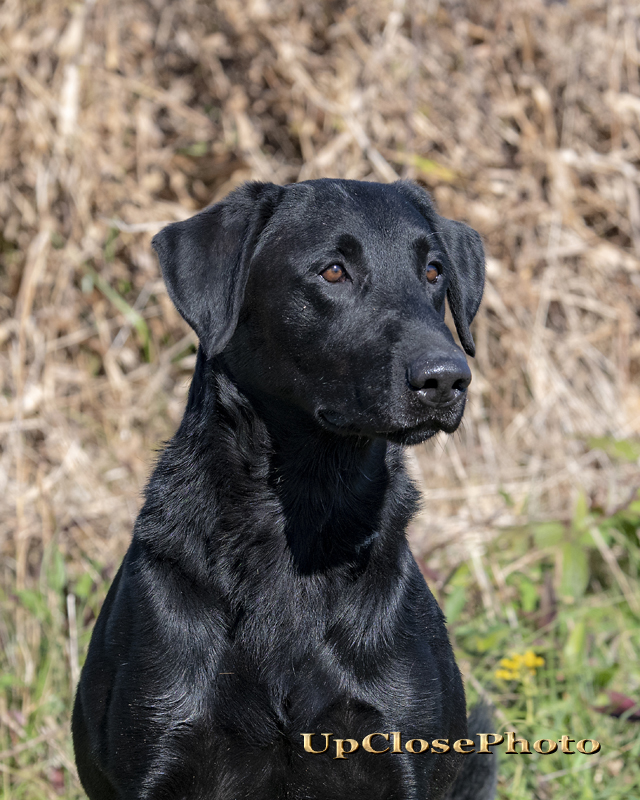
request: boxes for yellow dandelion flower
[499,656,520,671]
[496,651,544,682]
[523,650,544,669]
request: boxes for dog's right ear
[152,182,283,358]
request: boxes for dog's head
[153,179,484,445]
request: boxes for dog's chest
[201,617,450,739]
[151,646,459,800]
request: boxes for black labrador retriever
[73,179,497,800]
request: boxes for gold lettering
[431,739,451,753]
[405,739,429,754]
[301,733,332,754]
[334,738,359,760]
[505,731,532,754]
[576,739,601,755]
[533,739,558,754]
[559,735,575,754]
[362,733,390,754]
[453,738,475,754]
[390,731,402,753]
[477,733,504,753]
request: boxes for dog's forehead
[264,180,433,247]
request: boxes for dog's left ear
[394,181,485,357]
[152,182,283,358]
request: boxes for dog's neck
[143,350,418,578]
[254,398,393,574]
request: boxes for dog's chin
[317,404,466,445]
[385,427,440,446]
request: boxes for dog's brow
[413,234,439,259]
[335,233,363,260]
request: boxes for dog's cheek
[308,316,401,423]
[237,280,399,421]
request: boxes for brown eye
[321,264,346,283]
[426,263,441,284]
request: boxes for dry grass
[1,0,639,796]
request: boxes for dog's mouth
[317,404,465,444]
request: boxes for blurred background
[1,0,639,796]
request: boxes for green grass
[0,547,110,798]
[1,492,639,797]
[450,490,640,799]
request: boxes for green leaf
[559,543,590,602]
[594,664,618,689]
[463,625,511,654]
[588,436,640,463]
[577,525,599,547]
[47,548,67,593]
[532,521,565,549]
[103,227,119,263]
[0,673,24,690]
[445,584,467,624]
[16,588,48,621]
[572,490,590,533]
[74,572,94,600]
[85,264,151,361]
[563,619,587,664]
[389,151,457,183]
[499,487,514,507]
[518,578,538,613]
[181,141,208,157]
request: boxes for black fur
[73,179,496,800]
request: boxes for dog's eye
[425,263,442,284]
[321,264,347,283]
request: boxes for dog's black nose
[408,354,471,406]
